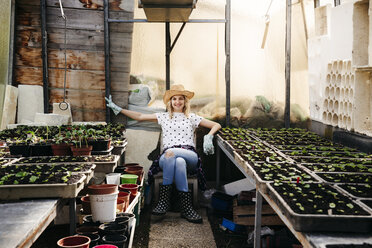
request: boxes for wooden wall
[14,0,133,122]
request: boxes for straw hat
[163,84,194,104]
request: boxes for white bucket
[106,173,121,185]
[90,191,118,223]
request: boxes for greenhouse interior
[1,0,372,247]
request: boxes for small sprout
[346,203,354,209]
[329,203,336,209]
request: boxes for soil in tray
[283,150,370,159]
[0,173,83,185]
[316,173,372,184]
[238,149,286,163]
[272,182,368,215]
[1,163,94,174]
[361,200,372,209]
[268,139,335,146]
[276,144,356,151]
[294,157,372,165]
[252,162,314,182]
[339,184,372,198]
[17,155,116,164]
[300,163,372,173]
[227,140,267,150]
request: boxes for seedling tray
[91,146,113,155]
[9,163,96,184]
[266,182,372,232]
[293,156,372,165]
[91,155,120,173]
[0,174,86,200]
[315,172,372,184]
[333,184,372,199]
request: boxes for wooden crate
[233,199,284,226]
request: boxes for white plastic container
[106,173,121,185]
[90,192,118,223]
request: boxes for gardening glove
[203,134,214,155]
[105,95,122,115]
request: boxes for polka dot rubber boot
[152,184,173,215]
[179,190,203,223]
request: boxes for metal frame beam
[104,0,111,123]
[40,0,49,113]
[108,19,225,23]
[284,0,292,128]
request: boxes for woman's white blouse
[155,112,203,150]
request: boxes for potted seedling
[70,126,92,156]
[51,127,72,156]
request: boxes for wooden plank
[44,28,132,52]
[15,47,42,67]
[16,4,41,26]
[49,68,106,90]
[48,48,105,70]
[234,204,276,216]
[46,7,133,31]
[16,26,42,48]
[16,66,127,91]
[233,215,284,226]
[15,66,43,86]
[16,47,105,70]
[46,0,134,12]
[49,89,106,110]
[110,52,131,72]
[72,109,106,122]
[111,72,130,91]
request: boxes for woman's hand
[105,95,122,115]
[203,134,214,155]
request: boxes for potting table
[0,198,62,248]
[216,138,372,248]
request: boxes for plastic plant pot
[119,184,139,196]
[88,184,118,195]
[90,192,118,223]
[57,235,91,248]
[76,225,100,235]
[102,235,127,248]
[117,199,125,213]
[117,191,131,212]
[120,174,138,184]
[99,222,127,235]
[79,233,100,247]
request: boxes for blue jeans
[159,148,198,192]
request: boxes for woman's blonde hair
[166,95,190,119]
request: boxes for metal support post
[40,0,49,113]
[254,190,263,248]
[104,0,111,122]
[225,0,231,127]
[216,142,221,189]
[69,198,76,235]
[165,22,171,90]
[284,0,292,128]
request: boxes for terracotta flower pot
[51,143,72,156]
[119,184,139,196]
[124,163,140,167]
[57,235,90,248]
[70,145,93,156]
[117,191,130,212]
[88,184,118,195]
[116,199,125,213]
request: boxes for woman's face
[171,95,185,112]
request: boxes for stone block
[52,102,73,124]
[1,85,18,130]
[17,85,44,124]
[34,113,70,126]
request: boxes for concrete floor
[149,209,217,248]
